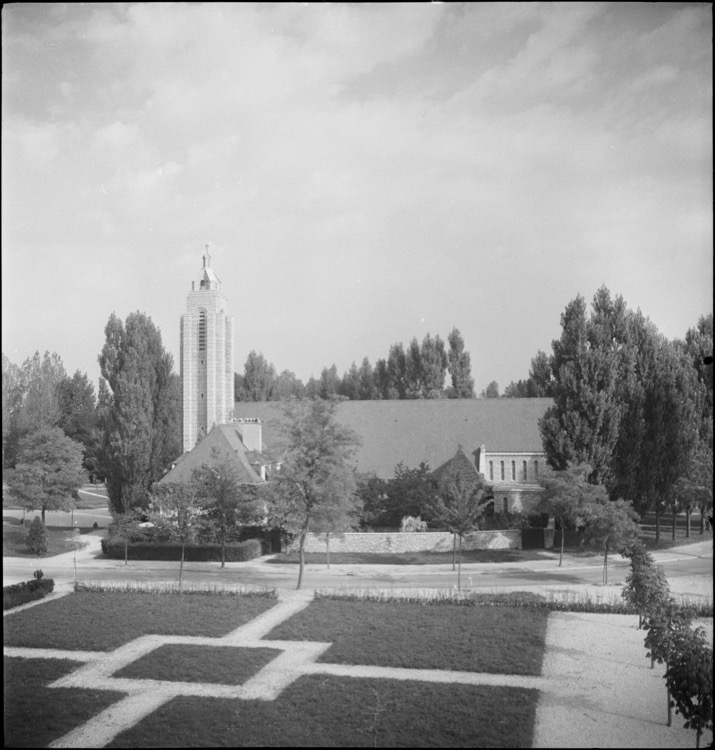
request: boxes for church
[161,251,550,514]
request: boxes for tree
[6,427,86,522]
[2,353,25,468]
[263,397,361,589]
[621,539,671,628]
[528,350,554,396]
[18,351,66,434]
[358,357,378,400]
[536,463,606,566]
[98,311,181,515]
[481,381,499,399]
[57,370,100,478]
[425,455,493,589]
[446,328,474,398]
[26,517,48,555]
[318,364,341,399]
[191,449,263,568]
[148,483,207,590]
[237,351,277,401]
[583,497,640,585]
[110,507,147,565]
[340,362,362,401]
[413,333,448,398]
[386,343,408,399]
[358,462,433,528]
[665,627,713,748]
[273,369,306,400]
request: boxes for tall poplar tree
[446,328,474,398]
[98,311,181,515]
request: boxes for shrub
[400,516,428,532]
[25,517,48,555]
[100,537,263,562]
[3,578,55,610]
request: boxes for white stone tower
[180,248,234,452]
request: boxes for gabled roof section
[231,398,552,479]
[159,423,263,485]
[432,446,482,485]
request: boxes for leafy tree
[191,449,263,568]
[6,427,86,522]
[148,483,208,590]
[356,474,390,528]
[413,333,448,398]
[358,462,434,528]
[583,497,640,585]
[263,397,360,589]
[310,486,362,569]
[386,343,408,399]
[481,381,499,399]
[236,351,277,401]
[340,362,362,401]
[57,370,100,478]
[318,364,341,399]
[665,627,713,748]
[503,351,554,398]
[536,463,606,566]
[425,462,493,589]
[446,328,474,398]
[358,357,378,400]
[18,351,66,434]
[98,311,181,515]
[621,539,671,629]
[25,517,48,555]
[110,507,147,565]
[273,369,306,400]
[2,353,25,468]
[644,599,695,727]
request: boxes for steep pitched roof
[232,398,552,479]
[432,446,483,485]
[159,423,263,485]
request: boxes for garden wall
[292,529,522,554]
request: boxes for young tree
[536,463,607,566]
[446,328,474,399]
[425,455,493,590]
[665,627,713,748]
[358,357,378,400]
[6,427,86,522]
[481,381,499,399]
[583,497,640,585]
[263,397,361,589]
[98,311,181,515]
[110,507,147,565]
[25,517,48,555]
[148,483,207,590]
[621,539,671,628]
[191,449,264,568]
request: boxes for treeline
[235,327,475,402]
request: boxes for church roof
[159,423,264,485]
[231,398,552,479]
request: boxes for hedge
[101,537,263,562]
[3,578,55,611]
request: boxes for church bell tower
[180,248,234,452]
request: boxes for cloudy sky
[2,2,712,395]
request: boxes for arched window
[511,461,516,481]
[534,460,539,478]
[503,497,509,514]
[523,461,528,481]
[500,461,505,481]
[489,461,494,481]
[198,310,207,353]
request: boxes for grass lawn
[114,644,282,684]
[3,591,278,651]
[268,547,553,565]
[266,598,549,675]
[107,676,538,748]
[2,520,95,558]
[4,657,126,748]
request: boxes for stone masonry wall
[290,529,522,554]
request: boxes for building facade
[180,250,234,452]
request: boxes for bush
[100,537,263,562]
[25,517,48,555]
[3,578,55,610]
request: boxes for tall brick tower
[180,248,234,452]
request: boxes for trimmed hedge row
[3,578,55,611]
[101,537,263,562]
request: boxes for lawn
[265,597,549,674]
[2,520,95,558]
[4,590,545,749]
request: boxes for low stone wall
[291,529,522,554]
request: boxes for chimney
[238,418,262,453]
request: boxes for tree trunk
[179,542,185,591]
[671,502,676,542]
[297,526,308,590]
[685,506,690,538]
[603,542,608,586]
[666,679,671,727]
[559,516,564,567]
[41,507,46,524]
[699,506,705,534]
[452,533,456,571]
[655,505,660,545]
[124,537,128,566]
[221,537,226,569]
[457,535,462,591]
[326,533,330,570]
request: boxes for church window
[489,461,493,481]
[198,310,207,352]
[500,461,505,481]
[523,461,528,481]
[534,460,539,478]
[511,461,516,481]
[503,497,509,513]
